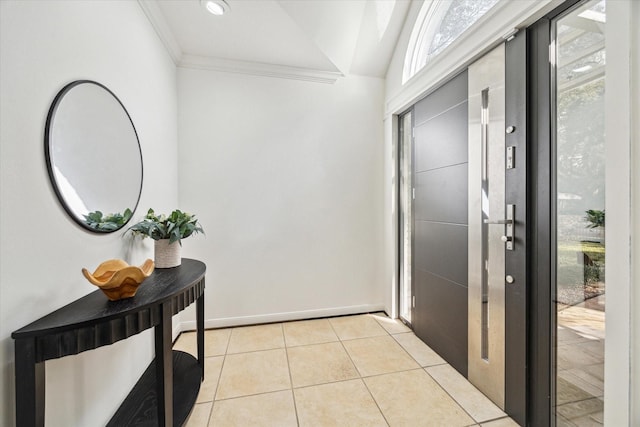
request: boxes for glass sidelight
[468,44,506,409]
[399,112,413,324]
[552,1,606,425]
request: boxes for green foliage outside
[128,208,204,245]
[584,209,605,229]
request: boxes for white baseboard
[179,304,387,332]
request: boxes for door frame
[398,108,415,327]
[503,31,528,425]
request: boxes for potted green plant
[127,208,204,268]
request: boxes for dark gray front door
[412,71,469,376]
[409,33,528,424]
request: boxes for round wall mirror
[45,80,143,232]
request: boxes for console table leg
[155,302,173,427]
[15,338,45,427]
[196,283,205,380]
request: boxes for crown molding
[179,54,344,84]
[137,0,183,64]
[137,0,343,83]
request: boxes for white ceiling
[141,0,411,81]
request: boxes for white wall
[605,1,639,425]
[632,2,640,422]
[0,1,178,426]
[177,68,386,327]
[385,0,423,109]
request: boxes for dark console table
[12,258,206,427]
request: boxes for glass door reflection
[553,1,606,425]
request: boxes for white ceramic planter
[154,239,181,268]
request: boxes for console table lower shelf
[108,351,201,427]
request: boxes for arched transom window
[403,0,500,84]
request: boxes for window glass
[403,0,499,83]
[428,0,499,58]
[553,1,606,425]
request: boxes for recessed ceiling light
[201,0,230,16]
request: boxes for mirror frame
[44,80,143,233]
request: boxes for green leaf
[126,208,205,243]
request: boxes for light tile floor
[174,313,518,427]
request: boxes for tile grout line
[481,415,516,424]
[204,400,213,427]
[423,366,491,425]
[204,327,233,423]
[388,331,434,369]
[281,323,302,427]
[332,317,391,427]
[225,345,286,356]
[175,334,214,426]
[358,318,494,425]
[211,387,291,402]
[204,325,294,421]
[360,375,392,427]
[370,314,413,336]
[378,317,449,370]
[356,366,429,381]
[328,318,367,377]
[203,330,224,426]
[390,331,504,425]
